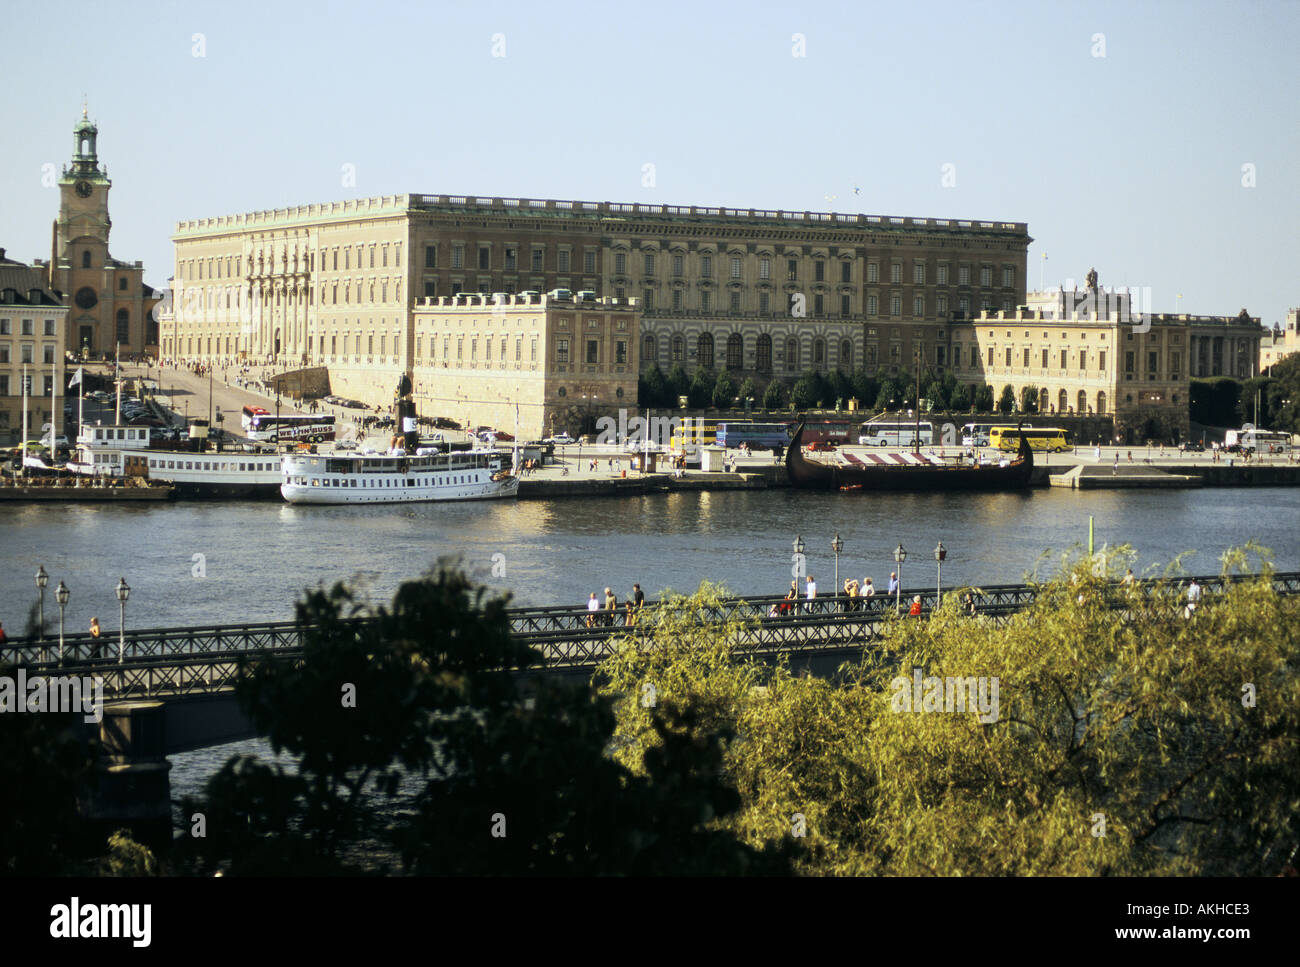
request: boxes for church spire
[71,108,102,177]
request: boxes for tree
[1020,384,1040,414]
[791,371,823,410]
[827,369,853,408]
[641,365,670,408]
[688,367,713,409]
[851,369,879,410]
[762,379,787,410]
[666,364,691,406]
[601,555,1300,875]
[176,567,794,876]
[736,377,759,408]
[924,379,949,412]
[998,385,1016,414]
[949,383,971,413]
[976,384,996,413]
[712,369,737,410]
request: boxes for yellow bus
[989,426,1071,452]
[670,419,749,459]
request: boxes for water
[3,487,1296,808]
[2,488,1297,631]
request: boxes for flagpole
[51,354,58,452]
[21,362,29,478]
[114,342,121,426]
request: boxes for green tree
[851,369,879,410]
[762,379,787,410]
[791,371,822,410]
[875,377,902,412]
[712,369,737,410]
[976,385,996,413]
[949,383,971,412]
[601,554,1300,876]
[1020,384,1040,414]
[666,364,691,406]
[177,567,793,876]
[641,365,670,408]
[736,377,759,409]
[998,385,1016,414]
[688,367,714,409]
[924,379,949,412]
[827,369,853,408]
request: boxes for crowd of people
[585,584,646,627]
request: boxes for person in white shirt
[805,575,817,611]
[585,592,600,627]
[1185,579,1201,617]
[861,577,876,599]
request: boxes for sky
[1,0,1296,327]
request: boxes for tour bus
[715,422,793,450]
[1223,428,1292,454]
[858,420,934,447]
[989,426,1071,452]
[244,412,337,443]
[241,405,271,433]
[670,419,751,459]
[961,423,996,447]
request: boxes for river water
[2,486,1297,806]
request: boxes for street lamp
[115,577,130,663]
[35,565,48,640]
[893,544,907,612]
[55,580,69,665]
[934,541,947,604]
[793,535,806,606]
[831,533,843,604]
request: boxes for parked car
[431,416,461,430]
[547,432,575,445]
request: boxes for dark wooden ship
[784,421,1034,492]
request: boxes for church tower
[48,109,159,357]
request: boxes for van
[548,288,573,301]
[576,290,597,302]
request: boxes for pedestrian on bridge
[586,593,600,628]
[604,587,618,627]
[909,595,923,617]
[888,572,898,597]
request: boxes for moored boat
[785,420,1033,491]
[281,447,518,504]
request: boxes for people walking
[887,572,898,597]
[805,575,817,612]
[585,592,600,628]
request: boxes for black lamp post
[35,565,48,640]
[55,580,69,665]
[115,577,130,663]
[934,541,947,604]
[893,544,907,612]
[831,533,843,604]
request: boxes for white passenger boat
[281,448,519,504]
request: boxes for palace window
[615,252,627,274]
[786,337,799,371]
[890,295,901,316]
[814,261,825,282]
[731,257,742,279]
[841,261,852,283]
[584,250,597,274]
[587,340,599,364]
[726,332,742,369]
[867,294,878,315]
[980,267,992,287]
[504,248,517,271]
[558,249,570,272]
[867,263,879,283]
[644,253,655,275]
[1002,267,1014,288]
[756,334,772,372]
[841,294,851,317]
[729,291,741,312]
[758,258,769,280]
[531,248,544,271]
[959,265,970,285]
[672,290,682,311]
[890,264,902,284]
[671,335,683,361]
[698,333,714,369]
[913,263,925,284]
[451,245,463,269]
[702,291,711,312]
[913,296,924,316]
[702,255,713,278]
[787,259,798,281]
[937,264,949,285]
[672,254,683,276]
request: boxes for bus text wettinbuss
[245,412,336,443]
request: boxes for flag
[68,367,83,389]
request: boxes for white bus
[961,423,995,447]
[858,420,934,447]
[1224,428,1292,454]
[245,412,336,443]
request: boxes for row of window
[179,243,404,281]
[0,343,59,364]
[0,319,58,336]
[0,374,57,395]
[629,289,1010,318]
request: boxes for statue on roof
[1085,267,1098,290]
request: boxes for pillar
[83,700,173,851]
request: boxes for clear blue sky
[1,0,1296,326]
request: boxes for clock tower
[47,109,160,358]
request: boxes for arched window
[1058,389,1068,413]
[1039,388,1049,412]
[1077,390,1087,414]
[839,339,852,370]
[1096,391,1107,415]
[726,333,743,370]
[697,333,714,370]
[813,338,826,369]
[756,334,772,373]
[643,334,656,365]
[115,308,129,345]
[786,338,798,372]
[82,250,91,268]
[671,334,683,362]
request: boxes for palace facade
[167,193,1032,412]
[0,251,69,445]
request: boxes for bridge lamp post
[934,541,947,605]
[115,577,130,664]
[55,580,70,666]
[35,565,48,641]
[831,533,843,605]
[893,544,907,612]
[793,535,806,610]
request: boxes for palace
[0,250,68,445]
[166,193,1032,418]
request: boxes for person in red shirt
[908,595,922,617]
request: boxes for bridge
[6,571,1295,848]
